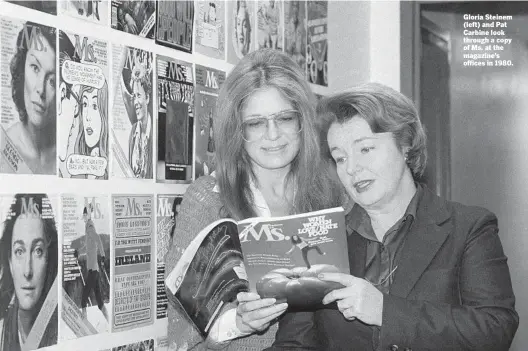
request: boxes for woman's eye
[34,247,44,257]
[334,157,346,164]
[49,77,56,89]
[83,101,88,108]
[31,64,39,73]
[14,248,24,257]
[361,146,374,154]
[92,103,97,110]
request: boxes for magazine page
[5,1,57,15]
[307,1,328,86]
[156,336,168,351]
[112,194,155,332]
[60,195,111,340]
[156,55,194,183]
[0,17,57,175]
[226,0,255,64]
[111,1,156,39]
[58,30,109,180]
[155,194,183,320]
[257,0,283,50]
[0,194,59,350]
[60,0,109,26]
[194,0,225,60]
[165,218,248,337]
[111,338,154,351]
[155,1,194,52]
[238,207,348,309]
[193,65,225,178]
[111,44,154,179]
[284,1,307,73]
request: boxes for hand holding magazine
[165,207,350,337]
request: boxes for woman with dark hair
[7,22,57,175]
[0,194,58,350]
[165,48,343,350]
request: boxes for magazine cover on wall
[0,17,57,175]
[257,0,283,50]
[111,44,154,179]
[284,1,307,73]
[156,1,194,53]
[58,30,109,180]
[111,0,156,39]
[112,194,155,332]
[194,65,225,178]
[60,0,110,26]
[155,194,183,320]
[5,1,57,15]
[111,338,154,351]
[194,0,225,60]
[61,195,111,340]
[156,55,194,183]
[0,194,59,350]
[307,1,328,86]
[227,0,255,64]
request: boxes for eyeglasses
[241,110,303,142]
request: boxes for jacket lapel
[347,230,367,277]
[389,187,452,298]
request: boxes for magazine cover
[112,194,155,332]
[194,0,225,60]
[111,0,156,39]
[5,1,57,15]
[194,65,225,178]
[226,0,255,64]
[257,0,283,50]
[111,338,154,351]
[155,1,194,53]
[58,30,109,180]
[111,44,154,179]
[156,55,194,183]
[156,336,168,351]
[61,195,111,340]
[60,0,109,26]
[0,194,59,350]
[0,18,57,175]
[155,194,183,320]
[166,207,349,337]
[284,1,307,73]
[307,1,328,86]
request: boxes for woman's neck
[366,174,417,241]
[252,164,291,197]
[25,122,54,151]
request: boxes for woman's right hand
[235,292,288,334]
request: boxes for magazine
[156,55,194,183]
[226,0,255,64]
[5,1,57,15]
[194,0,225,60]
[0,17,57,175]
[257,0,283,50]
[60,195,111,340]
[284,1,307,73]
[165,207,349,337]
[58,30,109,180]
[60,0,109,26]
[111,0,156,39]
[307,1,328,86]
[0,194,59,350]
[155,0,194,52]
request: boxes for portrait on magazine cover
[61,195,110,340]
[111,0,156,39]
[0,19,57,175]
[257,0,283,50]
[58,31,109,180]
[111,46,154,179]
[227,0,255,63]
[0,194,58,351]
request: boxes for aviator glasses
[242,109,303,142]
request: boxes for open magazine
[165,207,349,337]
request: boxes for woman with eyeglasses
[272,83,518,350]
[164,48,343,350]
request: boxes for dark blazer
[270,186,519,351]
[128,120,153,179]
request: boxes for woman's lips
[263,145,286,152]
[353,180,374,193]
[86,127,93,135]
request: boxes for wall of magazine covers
[0,1,401,350]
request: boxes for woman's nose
[23,254,33,279]
[265,119,280,140]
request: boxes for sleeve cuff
[209,308,250,342]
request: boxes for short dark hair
[10,22,56,124]
[317,83,428,180]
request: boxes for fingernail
[279,303,288,309]
[318,274,324,279]
[270,298,276,304]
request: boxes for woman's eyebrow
[28,53,42,67]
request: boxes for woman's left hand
[319,273,384,326]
